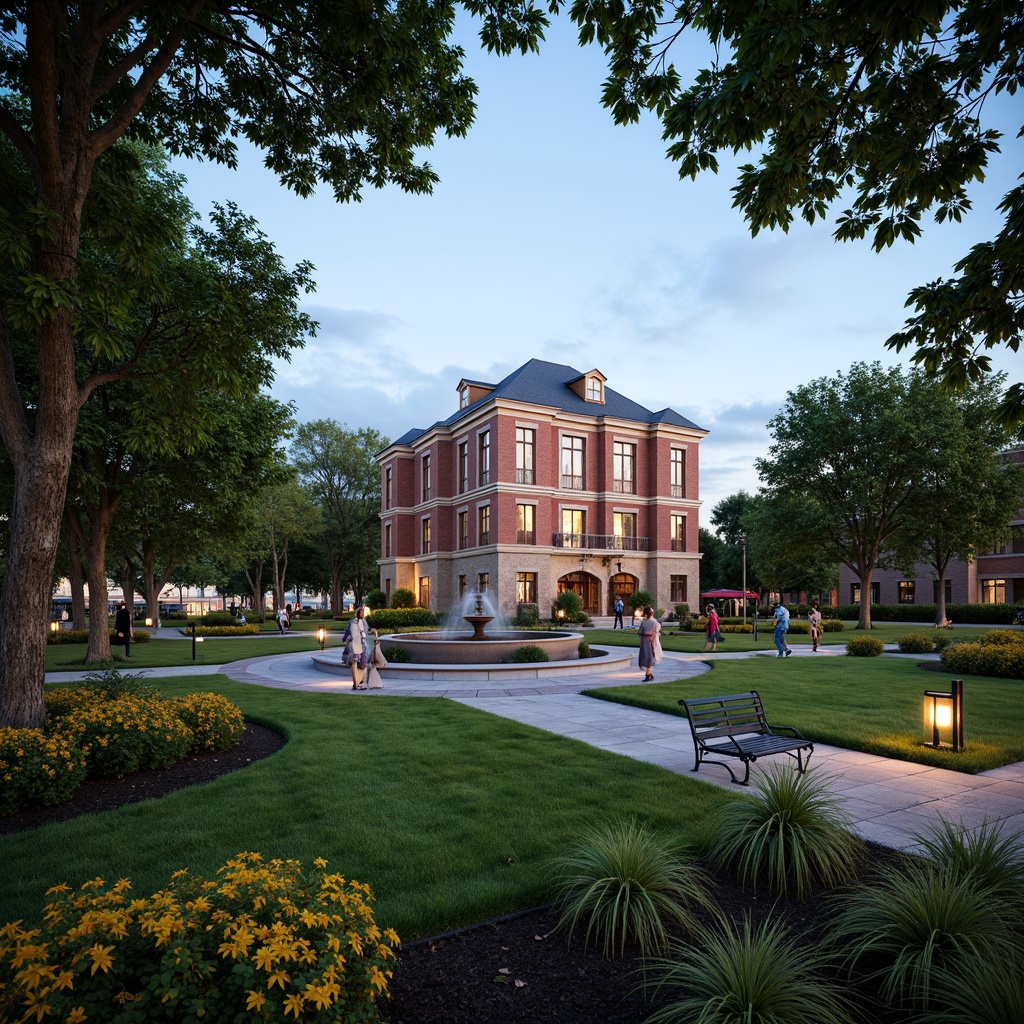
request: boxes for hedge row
[364,608,443,630]
[825,603,1023,624]
[940,629,1024,680]
[47,628,152,646]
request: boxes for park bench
[677,690,813,785]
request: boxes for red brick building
[377,359,707,617]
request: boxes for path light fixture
[145,618,153,628]
[49,620,59,632]
[923,680,964,752]
[317,626,327,652]
[191,622,205,662]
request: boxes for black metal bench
[677,690,813,785]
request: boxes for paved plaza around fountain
[46,637,1024,857]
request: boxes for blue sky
[175,17,1022,527]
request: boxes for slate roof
[389,359,705,448]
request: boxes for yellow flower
[313,857,328,869]
[245,990,267,1012]
[370,965,389,993]
[66,1007,87,1023]
[88,943,115,975]
[267,968,290,990]
[282,992,305,1018]
[253,945,277,972]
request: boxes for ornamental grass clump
[0,852,399,1023]
[548,817,713,958]
[646,913,854,1024]
[707,764,865,900]
[831,858,1019,1013]
[0,728,87,816]
[173,692,246,752]
[913,818,1024,925]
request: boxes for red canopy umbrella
[700,589,760,600]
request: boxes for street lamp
[741,534,748,625]
[924,680,964,752]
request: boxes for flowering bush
[0,729,87,816]
[173,692,245,752]
[845,636,885,657]
[51,694,193,778]
[0,853,399,1023]
[45,629,151,646]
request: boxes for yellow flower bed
[0,729,87,816]
[174,692,246,752]
[0,853,399,1023]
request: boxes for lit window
[458,441,469,493]
[561,436,585,489]
[670,449,685,498]
[421,517,431,554]
[418,576,431,608]
[478,505,490,545]
[516,428,535,484]
[561,508,585,547]
[421,453,431,502]
[613,442,635,494]
[479,431,490,486]
[517,572,537,604]
[898,581,915,604]
[517,503,536,545]
[613,512,636,549]
[478,572,489,592]
[982,579,1007,604]
[384,523,391,558]
[458,511,469,550]
[670,514,686,552]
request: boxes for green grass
[45,634,330,670]
[583,657,1024,773]
[585,622,994,653]
[0,676,734,939]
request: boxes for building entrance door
[558,572,600,615]
[608,573,636,615]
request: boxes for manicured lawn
[1,676,733,938]
[584,656,1024,773]
[585,622,994,653]
[45,634,333,671]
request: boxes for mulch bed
[3,729,903,1023]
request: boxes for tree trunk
[66,516,88,630]
[330,561,344,614]
[0,356,79,728]
[857,569,873,630]
[81,496,119,664]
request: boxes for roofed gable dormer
[457,378,495,409]
[567,369,607,404]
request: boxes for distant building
[837,447,1024,607]
[377,359,707,617]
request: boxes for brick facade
[377,360,706,617]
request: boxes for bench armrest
[767,723,805,739]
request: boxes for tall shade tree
[570,0,1024,424]
[900,378,1024,625]
[0,1,546,728]
[290,421,388,610]
[756,362,939,630]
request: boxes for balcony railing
[612,478,635,493]
[671,539,686,552]
[516,530,536,545]
[516,468,534,484]
[552,533,649,551]
[561,474,584,490]
[479,531,490,546]
[670,484,684,498]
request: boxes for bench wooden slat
[678,689,813,785]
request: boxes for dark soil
[4,730,902,1023]
[0,723,286,835]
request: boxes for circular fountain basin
[378,629,583,665]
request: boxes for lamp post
[741,535,748,626]
[191,622,205,662]
[923,680,964,752]
[317,626,327,652]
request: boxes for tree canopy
[571,0,1024,424]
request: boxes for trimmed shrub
[941,640,1024,679]
[898,632,936,654]
[390,587,416,608]
[548,818,712,958]
[846,636,885,657]
[578,639,591,659]
[381,646,412,663]
[365,608,442,630]
[365,588,388,609]
[553,590,586,623]
[510,644,549,663]
[707,764,865,900]
[513,603,540,627]
[630,590,654,611]
[820,619,845,632]
[52,694,193,778]
[191,623,260,636]
[0,728,88,816]
[827,603,1021,625]
[201,609,236,626]
[787,621,811,634]
[932,632,956,653]
[47,628,152,645]
[674,603,691,621]
[0,852,400,1023]
[173,692,246,752]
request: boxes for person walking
[343,606,370,689]
[637,606,661,681]
[613,596,624,629]
[773,601,792,657]
[276,606,288,634]
[114,601,133,659]
[808,602,823,652]
[703,604,720,652]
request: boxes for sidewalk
[48,644,1024,855]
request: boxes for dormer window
[586,377,603,402]
[460,386,470,408]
